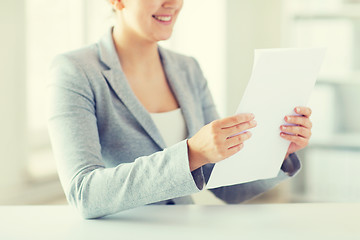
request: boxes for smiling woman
[110,0,182,42]
[47,0,306,219]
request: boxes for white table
[1,204,359,240]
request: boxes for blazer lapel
[98,29,167,149]
[158,47,200,138]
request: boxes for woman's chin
[153,31,173,42]
[157,36,171,42]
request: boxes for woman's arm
[47,55,201,219]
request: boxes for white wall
[0,0,27,199]
[225,0,284,115]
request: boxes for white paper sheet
[206,48,326,189]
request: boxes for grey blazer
[47,28,300,219]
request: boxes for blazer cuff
[184,139,205,190]
[170,140,204,193]
[281,153,302,177]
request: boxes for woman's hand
[187,113,257,171]
[280,106,313,159]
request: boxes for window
[283,0,360,202]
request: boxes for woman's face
[118,0,183,43]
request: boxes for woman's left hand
[280,106,313,159]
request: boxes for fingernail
[251,120,257,125]
[296,107,300,113]
[286,116,291,121]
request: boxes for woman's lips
[152,15,173,24]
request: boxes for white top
[150,108,188,147]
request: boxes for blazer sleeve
[190,57,302,203]
[47,55,201,219]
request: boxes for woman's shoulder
[52,43,103,71]
[158,46,208,97]
[158,46,202,73]
[49,42,106,95]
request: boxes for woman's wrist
[187,139,208,171]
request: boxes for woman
[47,0,312,219]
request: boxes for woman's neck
[112,25,161,75]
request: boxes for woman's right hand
[187,113,257,171]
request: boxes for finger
[225,143,244,158]
[221,120,257,137]
[280,125,312,138]
[280,132,308,146]
[219,113,255,129]
[295,106,312,118]
[225,131,252,149]
[284,116,312,129]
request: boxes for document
[206,48,326,189]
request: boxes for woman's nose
[162,0,183,9]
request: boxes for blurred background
[1,0,360,205]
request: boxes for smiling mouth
[152,15,172,22]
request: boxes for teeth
[153,15,172,22]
